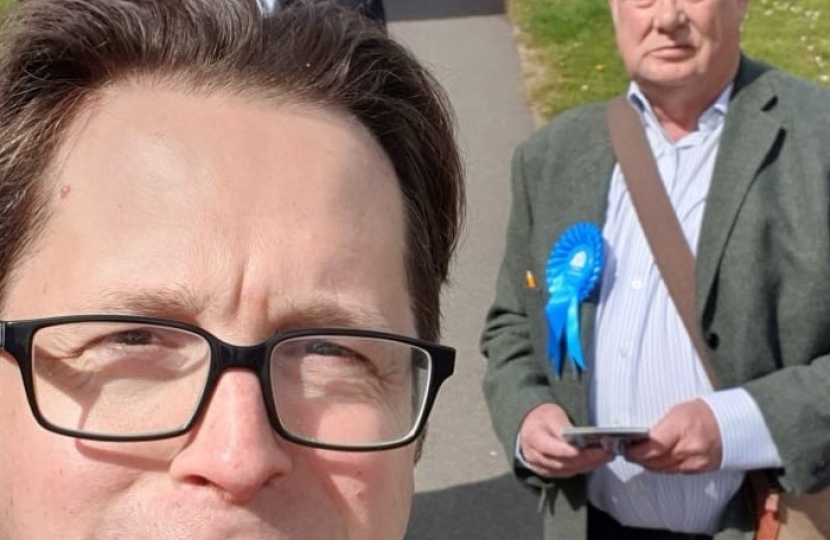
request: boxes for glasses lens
[30,321,211,438]
[270,335,432,447]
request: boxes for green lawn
[512,0,830,120]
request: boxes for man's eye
[306,340,358,358]
[107,329,156,346]
[304,340,374,368]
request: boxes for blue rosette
[545,222,603,376]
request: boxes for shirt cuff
[701,388,783,471]
[515,435,534,470]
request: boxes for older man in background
[482,0,830,538]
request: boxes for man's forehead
[6,83,409,328]
[53,83,394,194]
[75,287,396,332]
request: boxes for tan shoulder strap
[605,95,719,386]
[605,95,780,540]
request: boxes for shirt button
[619,348,628,358]
[631,279,643,290]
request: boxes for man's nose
[653,0,687,33]
[168,369,292,503]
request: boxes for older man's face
[609,0,749,95]
[0,84,417,540]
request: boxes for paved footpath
[386,1,541,538]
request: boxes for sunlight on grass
[511,0,830,121]
[0,0,12,19]
[743,0,829,83]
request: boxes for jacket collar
[695,54,781,321]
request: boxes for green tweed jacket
[481,56,830,540]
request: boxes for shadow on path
[405,473,541,540]
[386,0,504,22]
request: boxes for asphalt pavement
[385,1,542,538]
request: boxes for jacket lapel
[573,126,615,356]
[696,57,782,322]
[565,127,616,227]
[533,109,614,406]
[564,115,615,388]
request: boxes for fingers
[624,400,722,474]
[625,437,670,463]
[625,418,682,471]
[518,403,614,478]
[522,426,579,459]
[523,443,614,478]
[626,442,711,474]
[520,399,724,477]
[625,439,682,472]
[518,403,572,450]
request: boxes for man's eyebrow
[280,299,396,332]
[79,289,397,332]
[81,286,208,319]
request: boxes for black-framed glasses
[0,315,455,451]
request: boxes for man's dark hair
[0,0,463,342]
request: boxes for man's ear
[414,428,426,463]
[608,0,620,28]
[737,0,751,20]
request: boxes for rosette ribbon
[545,222,603,376]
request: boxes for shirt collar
[626,81,731,135]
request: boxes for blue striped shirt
[586,83,783,534]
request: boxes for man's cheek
[6,431,151,537]
[0,431,63,538]
[0,365,43,537]
[316,448,415,539]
